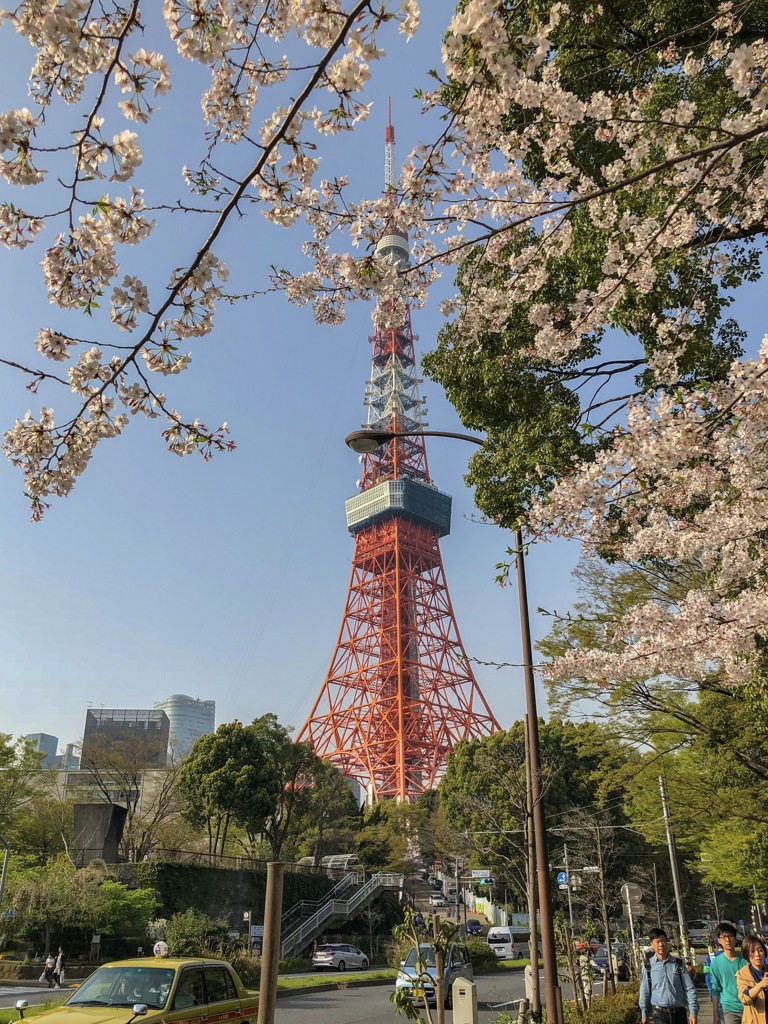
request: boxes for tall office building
[81,709,170,766]
[26,732,58,767]
[152,694,215,758]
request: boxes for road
[1,969,552,1019]
[274,972,529,1024]
[0,984,67,1010]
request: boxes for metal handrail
[281,872,402,958]
[280,872,361,931]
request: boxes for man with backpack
[640,928,698,1024]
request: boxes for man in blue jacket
[640,929,698,1024]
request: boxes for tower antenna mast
[385,97,395,190]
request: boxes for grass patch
[479,958,541,972]
[276,969,395,990]
[0,1000,65,1024]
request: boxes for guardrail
[281,872,402,959]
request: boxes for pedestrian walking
[43,953,56,988]
[639,928,698,1024]
[736,935,768,1024]
[54,946,66,988]
[710,923,747,1024]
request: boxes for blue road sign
[556,872,568,885]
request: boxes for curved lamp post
[345,427,563,1024]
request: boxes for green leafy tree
[177,720,282,861]
[424,0,767,529]
[9,793,74,865]
[439,720,634,904]
[539,554,768,902]
[0,735,45,833]
[249,714,320,861]
[76,730,184,862]
[287,758,361,865]
[8,858,156,950]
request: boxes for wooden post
[257,862,285,1024]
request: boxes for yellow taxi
[16,950,257,1024]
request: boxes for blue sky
[1,7,763,757]
[0,6,577,753]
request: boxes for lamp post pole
[345,428,563,1024]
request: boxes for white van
[509,927,532,959]
[486,927,517,960]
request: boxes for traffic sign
[471,869,490,878]
[621,882,642,905]
[556,872,568,885]
[582,865,600,873]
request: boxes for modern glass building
[152,694,215,758]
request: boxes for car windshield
[66,966,177,1009]
[404,947,437,969]
[318,946,340,953]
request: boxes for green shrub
[278,956,311,973]
[466,938,499,971]
[165,909,229,957]
[385,934,415,969]
[569,986,641,1024]
[227,949,261,989]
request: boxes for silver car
[395,942,474,1008]
[311,943,369,971]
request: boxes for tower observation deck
[297,108,499,802]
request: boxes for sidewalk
[697,995,714,1024]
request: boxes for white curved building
[153,694,215,758]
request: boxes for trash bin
[452,978,478,1024]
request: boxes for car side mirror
[16,1000,28,1020]
[400,960,405,967]
[131,1005,149,1017]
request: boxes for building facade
[81,708,170,766]
[152,694,215,758]
[26,732,58,767]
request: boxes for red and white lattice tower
[297,108,499,802]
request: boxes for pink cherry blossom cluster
[0,0,764,712]
[528,337,768,687]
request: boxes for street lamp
[345,426,563,1024]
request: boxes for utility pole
[518,531,563,1024]
[563,844,575,929]
[659,776,690,963]
[524,714,541,1020]
[595,824,615,996]
[652,862,662,925]
[455,859,461,933]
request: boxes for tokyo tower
[297,107,499,802]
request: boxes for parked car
[591,944,629,982]
[486,926,517,960]
[429,877,443,890]
[466,919,483,937]
[429,892,446,906]
[311,943,369,971]
[395,942,474,1008]
[15,954,257,1024]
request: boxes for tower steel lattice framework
[297,111,499,803]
